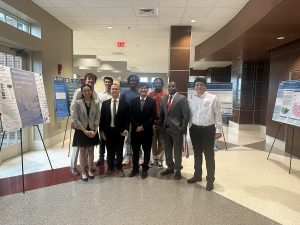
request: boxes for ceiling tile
[71,17,97,25]
[159,0,187,7]
[187,0,216,7]
[109,7,136,17]
[32,0,55,7]
[207,7,239,18]
[137,17,159,25]
[183,7,211,18]
[93,17,117,25]
[82,7,112,17]
[59,7,89,17]
[104,0,132,7]
[159,8,185,17]
[77,0,106,7]
[114,17,138,24]
[48,0,80,7]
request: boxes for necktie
[112,99,116,126]
[140,98,145,110]
[167,95,172,112]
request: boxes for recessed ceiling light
[277,36,285,40]
[190,19,196,23]
[107,26,113,29]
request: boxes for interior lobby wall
[0,0,73,142]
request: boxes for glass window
[6,54,14,68]
[17,21,29,32]
[5,15,17,27]
[0,52,5,65]
[151,77,158,82]
[140,77,148,82]
[0,8,31,34]
[14,56,22,69]
[0,10,5,22]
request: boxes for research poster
[188,82,233,116]
[53,77,69,119]
[272,80,300,127]
[53,77,82,119]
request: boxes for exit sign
[117,41,125,47]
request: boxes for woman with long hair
[71,84,100,181]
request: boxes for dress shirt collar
[140,96,147,101]
[112,97,119,102]
[169,92,177,98]
[196,91,207,98]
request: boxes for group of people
[70,73,222,191]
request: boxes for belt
[192,124,214,128]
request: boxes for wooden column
[169,26,191,95]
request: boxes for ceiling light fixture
[190,19,196,23]
[276,36,285,40]
[107,26,113,29]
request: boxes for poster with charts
[188,82,233,116]
[272,80,300,127]
[0,66,23,131]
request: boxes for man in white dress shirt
[96,76,113,166]
[187,77,222,191]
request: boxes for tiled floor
[0,126,300,225]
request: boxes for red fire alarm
[117,41,125,47]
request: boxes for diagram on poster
[272,80,300,127]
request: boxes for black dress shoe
[141,170,148,179]
[187,177,202,184]
[174,171,182,180]
[206,182,214,191]
[128,170,139,177]
[88,174,95,179]
[160,168,174,175]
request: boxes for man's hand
[215,133,222,139]
[121,130,128,136]
[100,131,107,140]
[71,122,75,129]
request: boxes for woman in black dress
[71,84,100,181]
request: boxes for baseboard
[265,135,285,151]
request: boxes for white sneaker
[122,155,131,165]
[139,156,144,165]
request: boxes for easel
[267,123,295,174]
[0,123,53,193]
[221,126,228,151]
[61,116,72,157]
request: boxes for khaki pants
[152,125,164,162]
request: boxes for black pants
[105,128,125,170]
[99,137,106,158]
[131,131,152,172]
[189,124,216,183]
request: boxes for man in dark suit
[160,81,190,179]
[128,84,156,179]
[100,83,130,177]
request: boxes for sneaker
[71,168,80,176]
[138,156,144,165]
[122,155,131,165]
[157,161,163,168]
[149,161,156,166]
